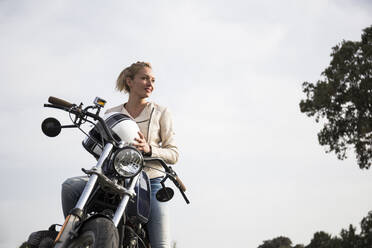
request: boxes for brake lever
[143,158,190,204]
[160,174,190,204]
[166,168,190,204]
[179,188,190,204]
[74,103,84,125]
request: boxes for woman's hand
[134,131,151,155]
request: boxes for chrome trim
[112,173,140,226]
[75,143,113,210]
[113,147,144,178]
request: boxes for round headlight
[113,147,143,178]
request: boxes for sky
[0,0,371,247]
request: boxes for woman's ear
[126,77,132,89]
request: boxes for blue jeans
[61,176,170,248]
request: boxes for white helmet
[82,112,140,158]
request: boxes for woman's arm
[151,108,179,164]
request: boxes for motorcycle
[27,96,189,248]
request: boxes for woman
[62,61,178,248]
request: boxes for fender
[78,213,118,231]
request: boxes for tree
[293,245,305,248]
[339,224,360,248]
[257,236,293,248]
[360,211,372,247]
[299,25,372,169]
[257,211,372,248]
[306,231,341,248]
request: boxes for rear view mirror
[41,117,61,137]
[156,187,174,202]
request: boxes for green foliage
[306,231,341,248]
[293,245,305,248]
[258,236,293,248]
[257,211,372,248]
[299,25,372,169]
[360,211,372,247]
[339,224,360,247]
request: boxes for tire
[27,229,58,248]
[67,217,119,248]
[39,237,54,248]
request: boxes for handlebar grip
[48,96,74,108]
[175,175,186,192]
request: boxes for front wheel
[67,217,119,248]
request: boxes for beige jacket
[105,102,179,178]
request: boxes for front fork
[54,143,113,247]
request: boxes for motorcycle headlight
[113,147,143,178]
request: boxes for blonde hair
[116,61,152,93]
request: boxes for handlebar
[45,96,119,146]
[144,157,186,192]
[48,96,74,108]
[174,175,186,192]
[144,157,189,204]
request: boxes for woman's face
[128,67,155,98]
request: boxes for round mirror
[156,187,174,202]
[41,117,61,137]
